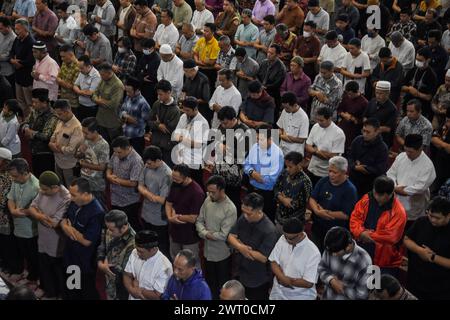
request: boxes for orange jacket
[350,194,407,268]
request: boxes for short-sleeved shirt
[139,163,172,226]
[13,0,36,17]
[166,180,205,245]
[80,137,110,192]
[64,199,105,273]
[311,177,358,231]
[108,149,144,207]
[277,107,309,155]
[31,186,71,257]
[406,216,450,299]
[229,215,279,288]
[193,37,220,64]
[342,51,371,94]
[269,234,321,300]
[74,66,102,107]
[7,174,40,238]
[178,34,199,59]
[396,115,433,146]
[306,122,346,177]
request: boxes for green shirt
[7,174,40,238]
[93,74,124,129]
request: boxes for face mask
[118,47,127,54]
[303,31,311,38]
[416,59,425,68]
[143,49,151,55]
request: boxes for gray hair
[14,18,29,28]
[104,209,129,229]
[182,22,194,32]
[219,35,231,45]
[222,280,246,300]
[329,156,348,172]
[176,249,197,268]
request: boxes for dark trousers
[39,252,64,298]
[63,271,99,300]
[162,149,174,168]
[78,105,98,123]
[129,136,145,156]
[112,203,142,232]
[143,222,170,260]
[190,168,204,190]
[305,170,323,188]
[199,68,217,96]
[226,186,242,217]
[249,186,275,222]
[32,153,55,179]
[16,236,39,281]
[0,233,20,274]
[205,257,231,300]
[244,281,271,300]
[97,125,122,145]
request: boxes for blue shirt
[63,199,105,273]
[244,142,284,191]
[13,0,36,17]
[311,177,358,230]
[161,269,212,300]
[235,23,259,59]
[120,93,151,138]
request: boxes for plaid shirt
[58,60,80,108]
[120,93,151,138]
[113,50,137,81]
[318,241,372,300]
[217,47,236,70]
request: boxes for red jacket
[350,194,407,268]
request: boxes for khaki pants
[15,84,33,117]
[55,163,75,188]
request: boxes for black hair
[324,226,353,253]
[97,62,113,71]
[53,99,71,110]
[317,106,332,119]
[104,209,128,229]
[125,76,141,91]
[248,80,263,93]
[70,177,92,194]
[142,145,163,162]
[363,117,381,129]
[142,38,156,49]
[217,106,237,121]
[56,2,69,11]
[281,91,297,105]
[78,55,92,66]
[270,43,282,54]
[81,117,99,132]
[7,158,30,175]
[417,47,432,59]
[0,16,12,27]
[378,274,402,297]
[428,29,442,42]
[218,68,233,80]
[161,9,174,19]
[173,164,191,178]
[325,30,338,40]
[378,47,392,58]
[134,0,150,6]
[404,134,423,150]
[406,98,422,112]
[263,15,275,25]
[345,81,359,93]
[234,47,247,57]
[242,192,264,211]
[82,24,99,36]
[135,230,159,249]
[59,44,74,53]
[206,175,226,190]
[156,79,172,92]
[284,151,303,165]
[111,136,131,149]
[3,99,21,116]
[373,176,395,195]
[204,22,216,33]
[348,38,361,47]
[118,36,133,50]
[428,196,450,217]
[283,217,305,233]
[304,20,317,29]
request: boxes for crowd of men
[0,0,449,300]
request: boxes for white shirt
[154,23,179,52]
[318,43,347,80]
[56,16,78,45]
[172,112,210,169]
[94,1,108,30]
[306,122,345,177]
[209,85,242,129]
[276,107,309,156]
[386,151,436,221]
[157,55,184,99]
[191,9,214,31]
[342,51,371,94]
[124,249,173,300]
[269,234,321,300]
[388,39,415,73]
[361,34,386,70]
[118,5,132,38]
[0,113,21,155]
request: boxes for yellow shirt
[419,0,440,12]
[193,37,220,64]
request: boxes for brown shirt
[131,8,157,52]
[215,11,241,39]
[277,5,304,32]
[50,115,84,169]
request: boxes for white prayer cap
[159,44,172,55]
[376,80,391,91]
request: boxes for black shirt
[9,34,35,87]
[406,216,450,299]
[364,98,398,147]
[403,66,438,118]
[135,51,161,84]
[230,215,279,288]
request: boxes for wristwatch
[248,169,254,176]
